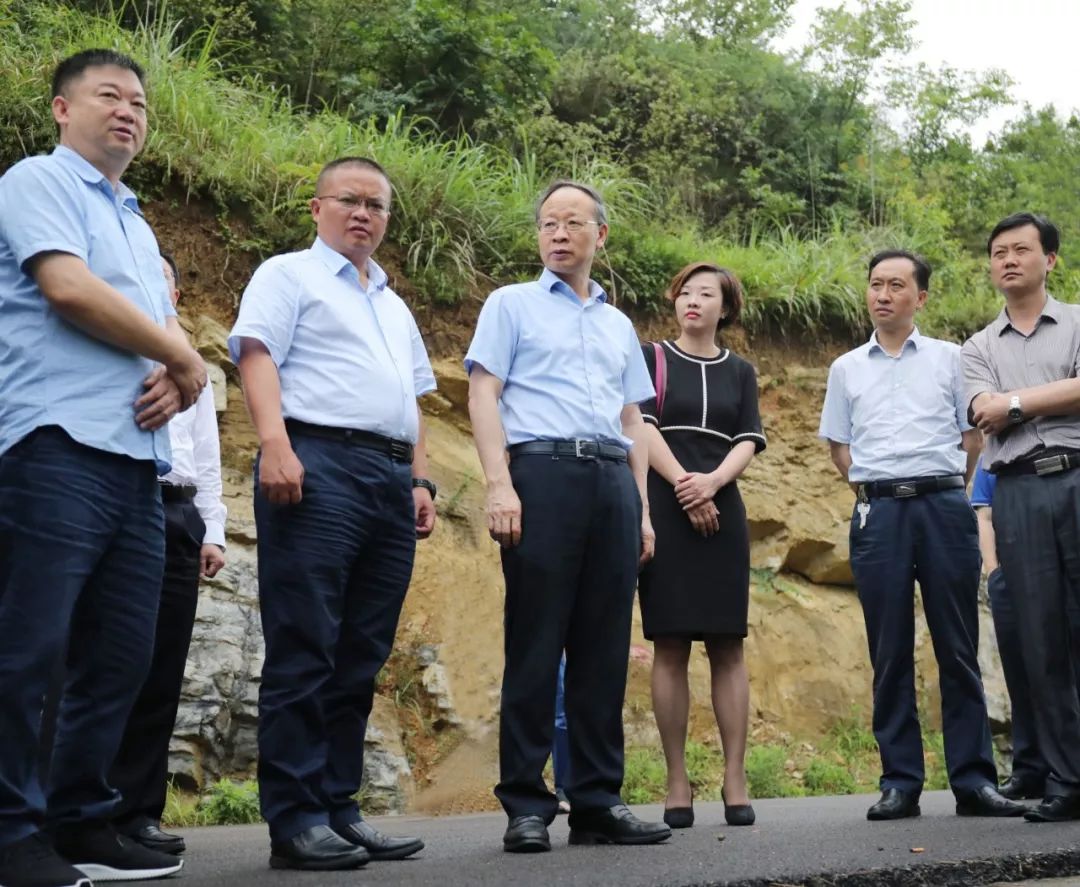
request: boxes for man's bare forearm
[467,373,511,486]
[33,253,182,364]
[236,342,288,446]
[623,413,650,512]
[413,406,430,479]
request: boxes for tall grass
[5,0,1071,339]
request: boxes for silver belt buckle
[574,438,587,459]
[893,482,918,498]
[1034,454,1068,476]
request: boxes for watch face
[1008,408,1023,422]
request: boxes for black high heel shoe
[721,786,755,826]
[663,789,694,829]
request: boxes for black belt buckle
[893,481,918,498]
[1034,454,1068,476]
[389,439,413,462]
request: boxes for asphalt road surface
[171,791,1080,887]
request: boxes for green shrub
[803,758,858,795]
[745,744,801,798]
[199,779,262,825]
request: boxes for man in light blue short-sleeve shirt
[0,49,206,887]
[819,249,1021,825]
[466,179,669,853]
[230,156,434,872]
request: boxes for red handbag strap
[652,341,667,420]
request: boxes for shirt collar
[52,144,140,209]
[993,293,1061,336]
[311,237,387,292]
[868,325,922,355]
[539,267,607,304]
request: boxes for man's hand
[971,392,1012,435]
[414,487,436,539]
[674,470,724,510]
[486,478,522,547]
[165,342,208,410]
[200,544,225,578]
[259,437,305,505]
[134,365,183,430]
[639,512,656,568]
[686,501,720,537]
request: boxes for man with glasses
[230,156,435,870]
[466,180,669,852]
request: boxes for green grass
[6,0,1067,340]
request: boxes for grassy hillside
[1,0,1075,341]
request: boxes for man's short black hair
[868,250,931,291]
[52,49,145,99]
[987,212,1060,256]
[160,252,180,288]
[315,156,391,198]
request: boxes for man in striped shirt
[963,212,1080,823]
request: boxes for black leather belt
[508,440,628,462]
[285,419,414,463]
[859,474,964,499]
[160,483,197,503]
[995,451,1080,478]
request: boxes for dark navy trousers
[0,427,164,847]
[496,455,641,822]
[254,431,416,842]
[849,488,997,795]
[987,566,1080,787]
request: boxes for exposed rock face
[170,341,1013,812]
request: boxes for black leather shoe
[867,789,921,821]
[269,825,370,871]
[663,806,694,829]
[955,784,1027,817]
[999,774,1045,801]
[125,822,186,855]
[334,820,423,860]
[503,815,551,853]
[568,804,671,845]
[1024,794,1080,822]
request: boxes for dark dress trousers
[0,427,164,845]
[496,452,641,822]
[109,496,205,827]
[849,488,997,794]
[254,429,416,841]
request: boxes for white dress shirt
[226,237,437,444]
[160,384,227,547]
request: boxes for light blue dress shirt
[0,145,174,472]
[464,268,654,448]
[818,327,971,482]
[228,237,436,444]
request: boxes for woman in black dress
[638,262,765,828]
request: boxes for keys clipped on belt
[856,488,870,529]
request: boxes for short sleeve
[818,359,852,443]
[409,312,437,397]
[464,289,516,380]
[227,258,302,366]
[961,334,998,420]
[969,464,995,508]
[732,361,766,452]
[621,323,654,406]
[639,343,659,425]
[0,160,89,270]
[950,345,973,431]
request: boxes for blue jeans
[849,488,996,795]
[553,655,568,791]
[0,427,164,846]
[254,431,416,842]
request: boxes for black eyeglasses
[316,194,390,217]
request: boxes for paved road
[172,791,1080,886]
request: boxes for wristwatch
[1007,395,1024,425]
[412,477,437,500]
